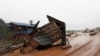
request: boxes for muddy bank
[2,33,100,56]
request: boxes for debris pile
[89,29,97,36]
[0,15,71,54]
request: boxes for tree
[29,20,33,25]
[0,19,13,47]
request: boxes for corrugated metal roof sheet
[33,34,53,45]
[8,22,35,27]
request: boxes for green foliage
[0,19,14,47]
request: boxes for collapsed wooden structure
[30,15,67,46]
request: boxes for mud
[1,33,100,56]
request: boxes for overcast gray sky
[0,0,100,30]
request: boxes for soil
[1,32,100,56]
